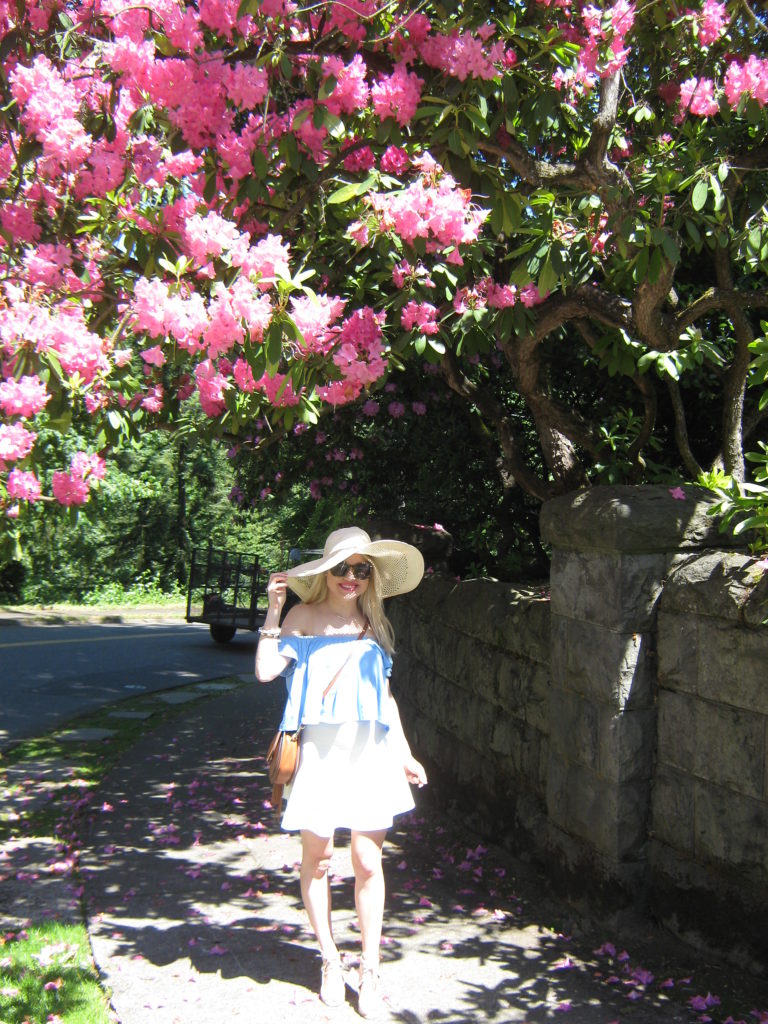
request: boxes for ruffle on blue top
[277,634,393,732]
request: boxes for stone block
[656,690,697,772]
[549,689,599,770]
[550,549,667,631]
[550,617,656,709]
[546,760,649,861]
[496,654,542,719]
[524,662,552,734]
[650,766,695,854]
[491,595,552,663]
[657,612,699,694]
[596,707,657,783]
[662,551,768,622]
[540,484,734,554]
[697,623,768,715]
[490,714,524,760]
[694,701,765,798]
[694,781,768,874]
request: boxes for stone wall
[389,575,551,849]
[388,486,768,967]
[651,550,768,967]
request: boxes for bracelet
[258,627,281,638]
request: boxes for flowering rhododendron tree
[1,0,767,555]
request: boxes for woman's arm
[386,683,428,787]
[255,572,296,682]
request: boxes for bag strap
[322,618,369,699]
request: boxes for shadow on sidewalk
[80,685,768,1024]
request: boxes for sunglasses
[329,559,372,580]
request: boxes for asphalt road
[0,617,258,750]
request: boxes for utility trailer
[185,546,268,643]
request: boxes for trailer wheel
[210,624,237,644]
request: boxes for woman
[255,526,428,1017]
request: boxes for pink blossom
[343,145,375,172]
[669,486,687,500]
[0,375,50,418]
[290,293,346,353]
[381,146,411,176]
[321,54,369,115]
[228,63,269,108]
[0,423,36,462]
[194,360,229,416]
[247,234,291,290]
[696,0,728,46]
[388,401,406,418]
[371,64,424,126]
[361,399,379,416]
[233,358,257,392]
[689,993,721,1011]
[141,385,164,413]
[141,345,166,367]
[323,0,376,42]
[419,30,509,82]
[401,301,440,335]
[519,284,545,308]
[412,401,427,415]
[10,56,92,171]
[349,222,369,246]
[51,471,89,506]
[677,77,720,118]
[258,370,301,407]
[23,244,72,288]
[724,56,768,108]
[6,468,42,502]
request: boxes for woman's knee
[302,833,334,878]
[351,832,384,881]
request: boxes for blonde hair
[302,560,395,655]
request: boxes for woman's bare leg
[350,829,387,965]
[300,830,337,958]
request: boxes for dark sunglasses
[329,559,372,580]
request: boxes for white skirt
[281,721,415,835]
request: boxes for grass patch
[0,919,113,1024]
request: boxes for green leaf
[318,74,337,101]
[327,179,372,204]
[464,106,490,136]
[691,179,708,211]
[252,149,268,180]
[264,321,283,369]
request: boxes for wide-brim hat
[285,527,424,600]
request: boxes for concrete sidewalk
[77,682,768,1024]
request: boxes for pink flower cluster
[419,29,512,81]
[696,0,728,46]
[401,301,440,335]
[724,56,768,107]
[10,56,92,171]
[0,375,50,418]
[51,451,106,507]
[677,77,720,119]
[368,155,489,259]
[371,64,424,126]
[317,307,388,405]
[452,278,541,314]
[554,0,636,95]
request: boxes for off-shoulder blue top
[277,634,393,732]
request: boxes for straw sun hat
[284,527,424,600]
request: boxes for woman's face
[326,554,372,604]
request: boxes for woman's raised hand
[265,572,289,622]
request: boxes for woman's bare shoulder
[281,602,322,635]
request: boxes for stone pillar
[539,484,736,895]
